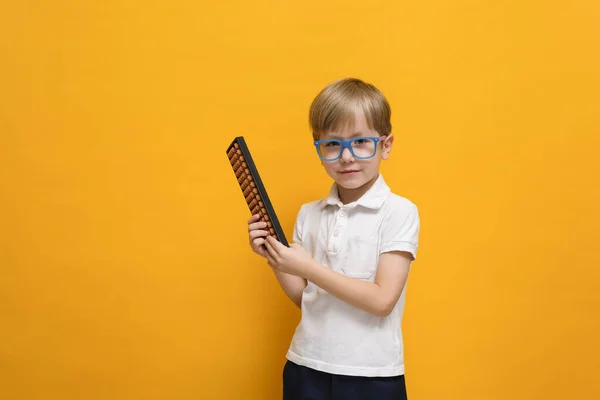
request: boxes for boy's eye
[325,141,340,147]
[353,139,368,145]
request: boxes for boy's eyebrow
[322,131,366,139]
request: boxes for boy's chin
[334,175,369,190]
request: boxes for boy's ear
[382,134,394,160]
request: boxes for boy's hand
[247,214,270,258]
[263,235,314,278]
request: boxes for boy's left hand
[263,236,314,278]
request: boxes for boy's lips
[340,169,360,174]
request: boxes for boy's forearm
[303,260,392,317]
[271,267,307,308]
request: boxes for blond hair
[308,77,392,141]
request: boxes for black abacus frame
[226,136,289,247]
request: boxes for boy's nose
[340,147,355,162]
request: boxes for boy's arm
[308,201,419,317]
[303,251,412,317]
[263,235,412,317]
[270,268,307,308]
[264,202,419,316]
[265,204,308,308]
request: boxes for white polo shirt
[285,174,420,377]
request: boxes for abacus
[226,136,289,247]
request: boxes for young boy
[247,77,420,400]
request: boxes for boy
[247,77,420,400]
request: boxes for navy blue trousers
[282,361,408,400]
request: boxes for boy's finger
[248,221,267,232]
[252,238,269,257]
[247,214,260,224]
[264,237,277,258]
[266,236,284,253]
[257,246,268,257]
[249,230,269,239]
[265,241,279,264]
[265,253,276,268]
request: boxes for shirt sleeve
[379,201,420,260]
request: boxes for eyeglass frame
[313,135,388,162]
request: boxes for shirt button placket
[333,208,348,253]
[329,208,347,254]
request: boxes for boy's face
[317,112,393,203]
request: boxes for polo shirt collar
[320,174,390,210]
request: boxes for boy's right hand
[248,214,270,257]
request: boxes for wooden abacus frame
[226,136,289,247]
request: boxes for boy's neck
[336,174,379,205]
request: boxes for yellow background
[1,1,599,399]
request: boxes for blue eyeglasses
[313,136,387,162]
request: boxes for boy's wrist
[302,259,321,281]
